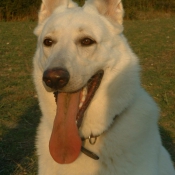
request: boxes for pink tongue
[49,92,82,164]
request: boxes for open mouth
[49,70,104,164]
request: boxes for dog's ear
[85,0,124,25]
[34,0,77,36]
[38,0,77,24]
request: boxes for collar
[80,115,118,160]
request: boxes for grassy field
[0,17,175,174]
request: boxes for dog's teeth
[82,96,86,102]
[83,87,87,96]
[79,87,88,109]
[79,102,83,108]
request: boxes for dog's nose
[43,68,70,89]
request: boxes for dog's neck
[80,114,118,160]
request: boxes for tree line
[0,0,174,21]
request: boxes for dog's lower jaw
[76,70,104,128]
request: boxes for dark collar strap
[81,146,99,160]
[80,115,119,160]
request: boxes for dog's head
[34,0,139,164]
[34,0,124,92]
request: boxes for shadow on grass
[0,101,174,174]
[160,126,175,165]
[0,100,41,175]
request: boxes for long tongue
[49,92,82,164]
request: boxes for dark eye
[80,38,96,46]
[43,38,53,47]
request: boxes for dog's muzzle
[42,67,104,164]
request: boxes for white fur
[33,0,175,174]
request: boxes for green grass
[0,22,40,174]
[0,17,175,174]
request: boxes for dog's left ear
[85,0,124,25]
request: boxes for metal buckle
[88,134,97,145]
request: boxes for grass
[0,17,175,174]
[0,22,40,174]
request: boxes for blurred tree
[0,0,174,21]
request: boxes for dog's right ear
[34,0,77,36]
[38,0,77,24]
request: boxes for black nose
[43,68,70,90]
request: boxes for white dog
[33,0,175,174]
